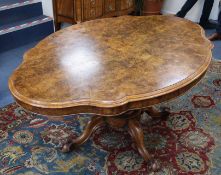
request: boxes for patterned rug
[0,59,221,175]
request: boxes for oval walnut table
[9,16,212,170]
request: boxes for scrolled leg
[62,116,104,152]
[128,118,160,171]
[128,118,151,161]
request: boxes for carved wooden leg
[145,106,170,120]
[128,117,160,171]
[128,118,151,161]
[62,115,104,152]
[60,110,161,171]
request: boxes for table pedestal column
[62,107,170,171]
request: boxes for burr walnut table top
[9,15,212,116]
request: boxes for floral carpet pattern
[0,59,221,175]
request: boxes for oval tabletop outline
[9,15,213,114]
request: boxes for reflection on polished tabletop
[9,15,212,170]
[9,15,212,116]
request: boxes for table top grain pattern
[9,15,212,116]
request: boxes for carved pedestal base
[62,107,170,171]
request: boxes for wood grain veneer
[53,0,135,30]
[9,15,213,117]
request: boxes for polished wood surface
[53,0,135,30]
[9,15,212,116]
[9,15,212,168]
